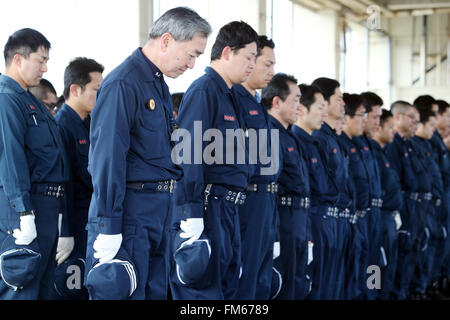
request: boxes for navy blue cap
[85,249,137,300]
[0,235,41,291]
[270,266,282,299]
[54,257,88,299]
[173,232,211,286]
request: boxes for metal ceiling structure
[293,0,450,22]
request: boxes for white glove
[93,233,122,264]
[273,241,280,259]
[394,212,402,231]
[56,237,75,265]
[13,215,37,245]
[179,218,204,246]
[307,241,314,265]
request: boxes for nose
[41,62,48,73]
[187,57,195,70]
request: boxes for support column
[139,0,153,47]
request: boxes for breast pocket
[309,159,328,192]
[135,99,171,160]
[243,110,266,131]
[25,111,53,149]
[349,153,368,181]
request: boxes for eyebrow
[194,50,203,56]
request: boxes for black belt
[404,191,419,201]
[204,184,247,208]
[247,182,279,194]
[420,192,432,201]
[126,180,175,193]
[371,198,383,208]
[356,209,368,219]
[339,208,351,219]
[30,183,65,198]
[278,196,310,209]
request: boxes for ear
[69,84,82,98]
[159,32,173,53]
[221,46,232,61]
[272,96,283,112]
[12,53,23,68]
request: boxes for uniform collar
[371,139,383,152]
[0,74,26,94]
[340,131,353,144]
[60,103,85,124]
[320,122,335,136]
[269,115,287,132]
[433,130,443,141]
[131,48,161,82]
[291,124,314,143]
[205,67,231,94]
[232,84,256,100]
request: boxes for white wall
[159,0,261,93]
[0,0,139,95]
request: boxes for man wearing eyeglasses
[29,78,58,116]
[385,101,422,300]
[338,93,370,300]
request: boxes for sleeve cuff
[9,195,33,213]
[180,203,204,219]
[97,216,123,235]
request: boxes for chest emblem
[224,115,235,122]
[249,110,259,116]
[79,139,87,145]
[147,99,156,111]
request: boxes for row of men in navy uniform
[1,5,450,300]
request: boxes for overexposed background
[1,0,449,106]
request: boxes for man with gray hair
[84,7,211,299]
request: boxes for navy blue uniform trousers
[86,189,173,299]
[236,191,277,299]
[0,191,60,299]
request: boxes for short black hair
[311,77,340,102]
[29,78,56,101]
[4,28,51,66]
[436,99,450,115]
[416,106,436,124]
[261,73,297,110]
[256,35,275,57]
[390,100,412,114]
[211,21,258,61]
[414,95,437,114]
[343,93,363,117]
[63,57,104,100]
[171,92,184,114]
[360,91,384,113]
[380,109,393,127]
[299,84,322,111]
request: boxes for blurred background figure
[171,92,183,119]
[29,78,58,116]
